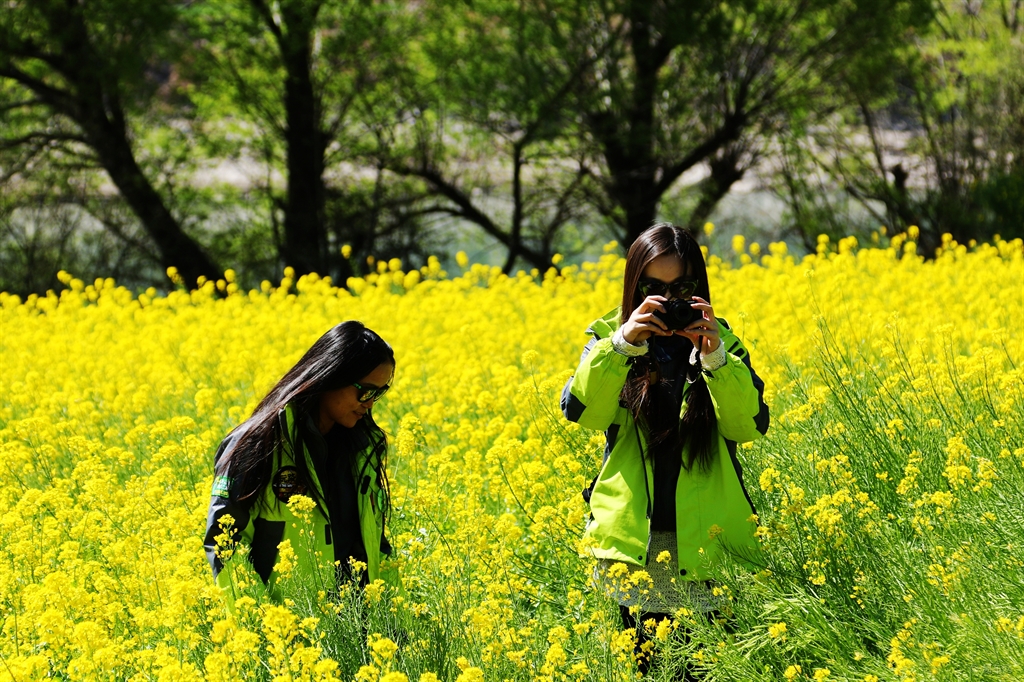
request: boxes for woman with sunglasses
[562,223,769,677]
[203,320,396,602]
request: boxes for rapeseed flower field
[1,231,1022,681]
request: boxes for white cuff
[612,328,649,357]
[699,342,727,372]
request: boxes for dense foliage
[3,1,1022,294]
[1,232,1021,680]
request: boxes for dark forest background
[2,0,1022,293]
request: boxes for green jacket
[562,309,769,580]
[204,403,391,602]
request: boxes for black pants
[620,605,708,681]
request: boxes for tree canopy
[2,0,1021,293]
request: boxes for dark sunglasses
[352,381,391,403]
[637,277,699,299]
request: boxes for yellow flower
[365,579,387,605]
[370,633,399,661]
[355,665,381,682]
[546,625,569,644]
[274,539,296,577]
[455,667,484,682]
[542,641,567,671]
[3,235,1021,679]
[930,655,950,673]
[759,467,780,492]
[287,493,317,515]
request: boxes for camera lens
[654,299,701,331]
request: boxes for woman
[561,224,769,675]
[204,321,396,602]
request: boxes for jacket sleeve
[704,323,770,444]
[561,334,632,432]
[203,433,255,582]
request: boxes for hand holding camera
[677,296,722,355]
[620,296,674,345]
[652,298,703,331]
[622,294,722,354]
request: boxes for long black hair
[219,321,394,520]
[620,223,717,472]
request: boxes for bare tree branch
[392,162,550,266]
[0,65,76,115]
[0,131,87,151]
[0,97,46,114]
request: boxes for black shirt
[648,335,694,531]
[308,424,368,578]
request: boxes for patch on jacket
[211,476,232,499]
[272,466,307,502]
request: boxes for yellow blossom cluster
[1,232,1021,680]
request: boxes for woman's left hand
[677,296,721,355]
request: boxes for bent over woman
[561,224,769,674]
[203,321,395,601]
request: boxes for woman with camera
[203,321,397,603]
[562,223,769,676]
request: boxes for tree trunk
[95,131,221,286]
[618,5,661,248]
[503,148,526,274]
[7,1,221,288]
[685,147,747,235]
[76,97,221,288]
[591,109,661,248]
[279,5,327,276]
[590,1,677,250]
[581,2,753,251]
[618,185,660,247]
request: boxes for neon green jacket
[562,309,769,580]
[204,403,392,602]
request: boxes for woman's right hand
[620,296,672,345]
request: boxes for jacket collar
[586,307,623,340]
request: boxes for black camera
[653,298,702,331]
